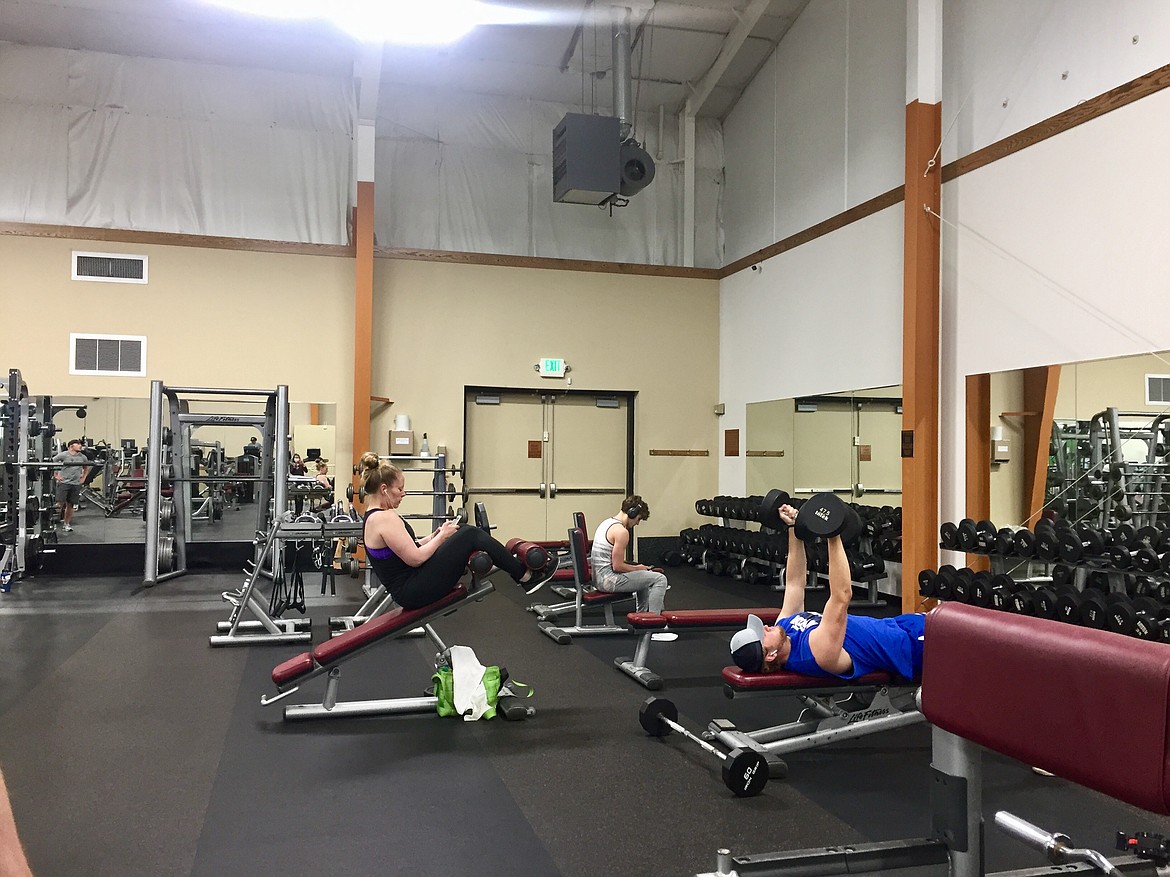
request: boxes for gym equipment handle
[994,812,1122,877]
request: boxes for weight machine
[1,368,89,582]
[143,381,289,587]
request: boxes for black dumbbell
[1078,589,1125,629]
[1031,583,1061,620]
[995,528,1017,555]
[956,519,997,552]
[940,521,960,550]
[1057,524,1105,563]
[793,493,861,543]
[1033,520,1064,563]
[1129,526,1170,573]
[990,574,1024,611]
[1008,583,1038,615]
[918,569,938,598]
[1012,528,1036,558]
[967,571,994,608]
[934,565,959,600]
[1054,586,1086,624]
[757,489,793,530]
[848,554,885,579]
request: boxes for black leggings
[391,526,527,610]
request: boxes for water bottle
[420,433,431,456]
[0,570,11,593]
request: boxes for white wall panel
[942,0,1170,163]
[721,1,905,266]
[773,0,848,242]
[846,0,906,202]
[722,52,777,264]
[938,86,1170,526]
[0,42,353,243]
[719,206,903,495]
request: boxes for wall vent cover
[72,251,148,284]
[1146,375,1170,405]
[70,334,147,377]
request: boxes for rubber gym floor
[2,556,1169,877]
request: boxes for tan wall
[1057,351,1170,420]
[369,259,720,537]
[0,235,355,465]
[745,398,794,497]
[989,369,1028,525]
[745,388,902,508]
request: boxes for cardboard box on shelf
[390,430,415,455]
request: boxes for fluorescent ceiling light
[201,0,549,45]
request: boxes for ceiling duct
[552,4,654,207]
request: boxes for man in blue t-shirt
[730,500,924,681]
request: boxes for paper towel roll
[394,414,411,431]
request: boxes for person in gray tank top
[590,495,668,614]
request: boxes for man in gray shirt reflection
[52,439,88,533]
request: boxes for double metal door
[464,389,632,541]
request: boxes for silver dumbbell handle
[994,811,1122,877]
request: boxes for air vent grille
[70,334,147,377]
[1146,375,1170,405]
[72,251,148,284]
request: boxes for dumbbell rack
[690,495,792,590]
[937,517,1170,641]
[387,453,458,529]
[690,496,893,605]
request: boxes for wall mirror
[979,350,1170,530]
[48,395,336,545]
[745,384,903,507]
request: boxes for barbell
[638,696,771,797]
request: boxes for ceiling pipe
[611,6,633,141]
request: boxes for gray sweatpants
[597,569,668,613]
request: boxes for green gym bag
[432,665,502,720]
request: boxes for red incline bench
[704,602,1170,875]
[535,526,634,644]
[618,608,782,689]
[261,549,524,722]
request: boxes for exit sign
[538,357,566,378]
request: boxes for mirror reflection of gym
[977,350,1170,531]
[48,395,337,545]
[745,385,903,508]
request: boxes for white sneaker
[650,632,678,642]
[1030,766,1055,777]
[63,525,74,532]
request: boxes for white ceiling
[0,0,808,119]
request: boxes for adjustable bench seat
[924,602,1170,815]
[272,585,471,689]
[536,527,633,643]
[722,666,900,694]
[616,608,783,689]
[262,551,505,722]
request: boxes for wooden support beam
[351,180,375,506]
[1022,365,1061,523]
[965,373,991,572]
[900,99,942,613]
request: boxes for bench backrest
[922,602,1170,814]
[568,526,592,589]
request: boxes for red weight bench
[695,663,922,782]
[536,526,632,644]
[261,551,506,722]
[923,601,1170,814]
[701,602,1170,874]
[527,512,600,606]
[617,608,782,689]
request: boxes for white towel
[449,644,489,721]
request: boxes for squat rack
[143,381,289,587]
